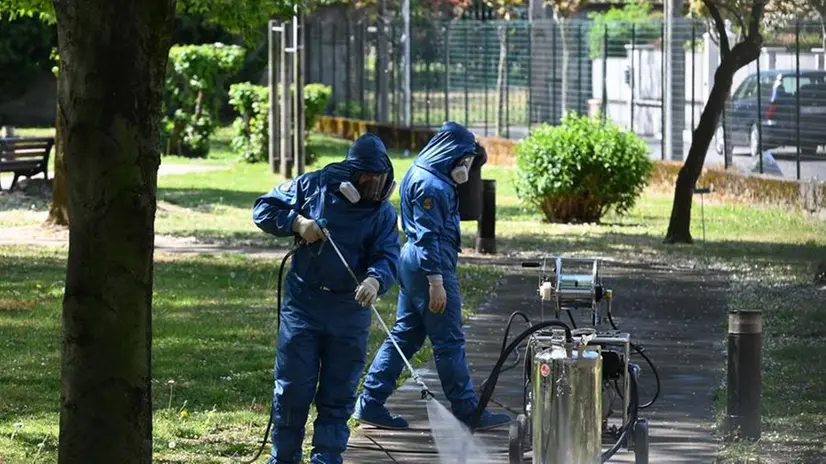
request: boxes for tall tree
[3,0,297,461]
[0,0,179,462]
[53,0,176,461]
[664,0,766,243]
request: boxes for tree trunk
[47,90,69,226]
[529,19,553,124]
[495,24,508,137]
[375,0,389,123]
[55,0,176,462]
[820,13,826,52]
[664,60,737,243]
[557,18,579,116]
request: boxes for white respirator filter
[339,181,361,204]
[450,166,469,184]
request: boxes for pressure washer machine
[505,257,656,464]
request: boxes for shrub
[515,113,652,223]
[228,82,332,164]
[161,43,245,158]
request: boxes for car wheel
[749,123,760,158]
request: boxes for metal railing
[305,16,826,182]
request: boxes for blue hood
[323,133,394,197]
[414,121,476,183]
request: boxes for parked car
[715,70,826,157]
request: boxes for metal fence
[305,16,826,182]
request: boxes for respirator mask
[450,154,475,184]
[340,171,394,204]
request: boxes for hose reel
[528,257,613,328]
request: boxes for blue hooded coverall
[357,122,503,425]
[252,134,400,464]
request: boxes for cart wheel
[509,414,528,464]
[518,413,530,445]
[633,418,649,464]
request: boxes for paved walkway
[344,258,729,463]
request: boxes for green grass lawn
[0,245,501,463]
[2,126,826,462]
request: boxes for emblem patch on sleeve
[422,197,433,210]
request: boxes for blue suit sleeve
[367,204,401,295]
[410,183,447,276]
[252,178,303,237]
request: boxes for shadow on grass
[159,187,259,210]
[461,230,826,266]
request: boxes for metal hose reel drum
[535,257,610,327]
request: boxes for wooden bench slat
[0,136,54,191]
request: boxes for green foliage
[515,113,652,223]
[228,82,270,163]
[304,83,332,130]
[0,15,55,102]
[177,0,300,44]
[587,0,662,59]
[162,43,245,158]
[228,82,332,163]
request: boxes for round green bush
[515,113,652,224]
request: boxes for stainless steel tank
[532,335,602,464]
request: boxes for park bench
[0,136,54,192]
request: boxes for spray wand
[319,222,434,400]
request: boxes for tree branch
[747,0,766,40]
[717,2,747,33]
[702,0,730,57]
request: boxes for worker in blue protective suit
[353,121,512,431]
[252,133,400,464]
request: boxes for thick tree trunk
[54,0,175,462]
[47,92,69,226]
[664,61,737,243]
[495,24,508,137]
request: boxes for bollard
[726,310,762,441]
[476,179,496,254]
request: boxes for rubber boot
[461,410,512,431]
[352,395,409,430]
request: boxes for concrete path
[0,224,290,259]
[344,258,729,463]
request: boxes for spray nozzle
[421,388,435,400]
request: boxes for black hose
[607,311,661,409]
[479,311,532,392]
[238,245,299,464]
[601,363,641,463]
[469,319,573,434]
